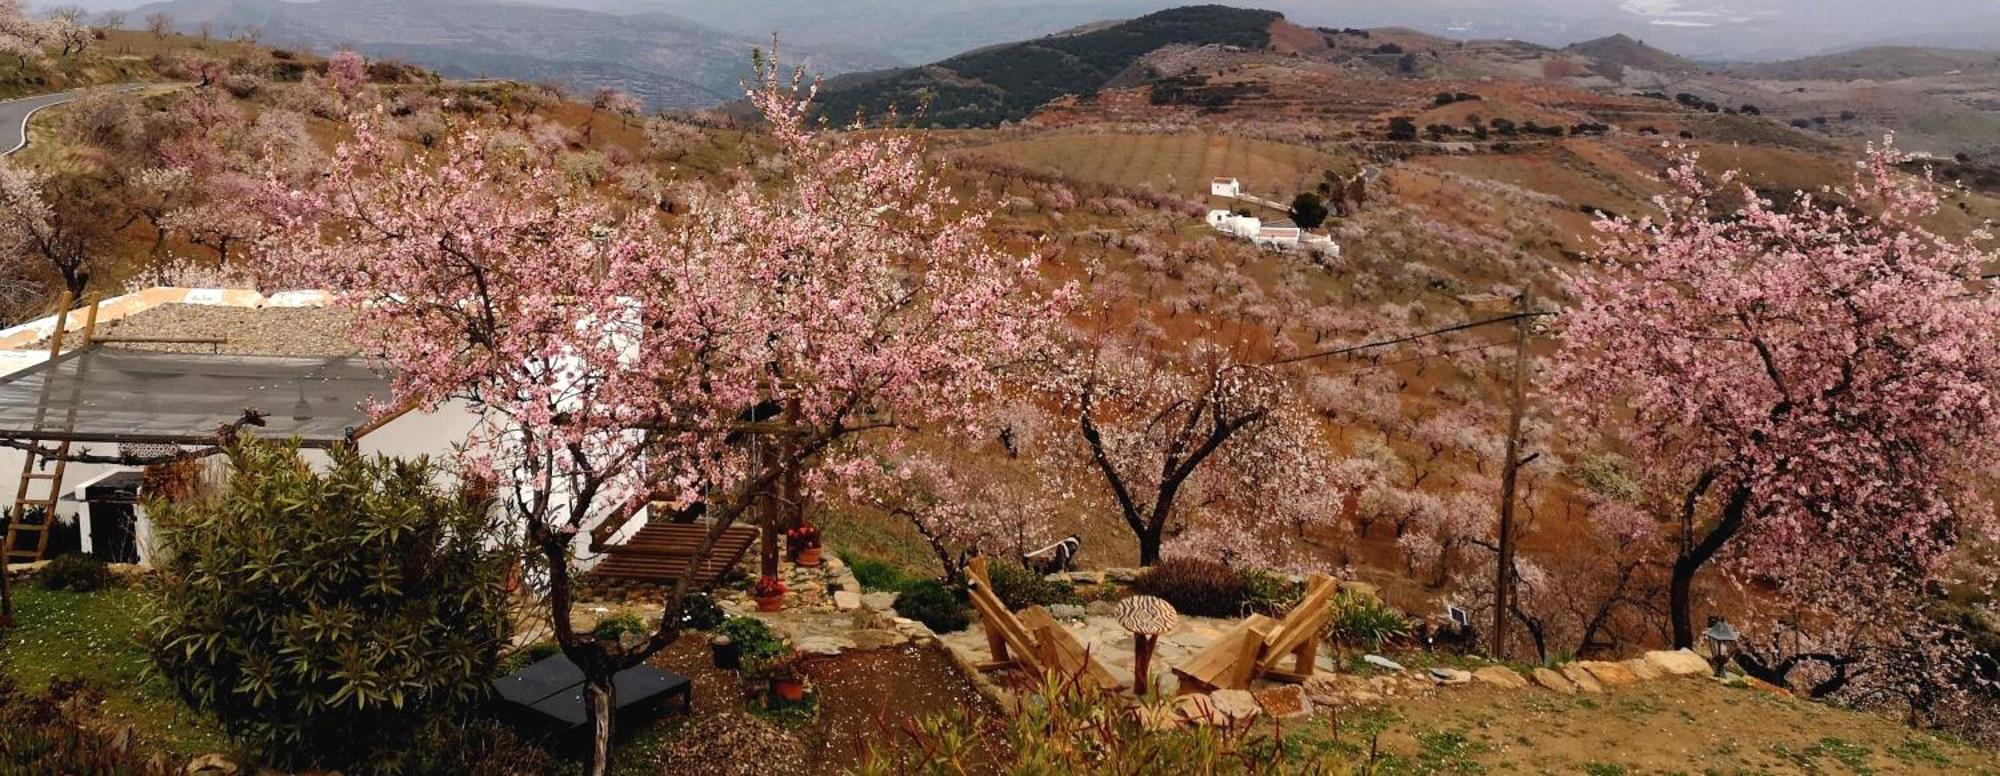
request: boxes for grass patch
[0,584,227,758]
[1582,763,1627,776]
[1888,736,1952,767]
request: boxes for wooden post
[1132,633,1157,695]
[1493,286,1533,660]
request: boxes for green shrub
[591,612,649,642]
[405,718,555,776]
[1131,557,1249,618]
[1324,590,1409,650]
[896,580,971,633]
[144,439,513,774]
[988,561,1081,610]
[37,553,113,592]
[676,591,727,631]
[716,616,789,666]
[847,555,914,592]
[1242,570,1302,616]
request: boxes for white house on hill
[1210,177,1241,198]
[1206,209,1260,238]
[1255,218,1301,249]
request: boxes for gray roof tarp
[0,349,394,446]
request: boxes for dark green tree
[145,438,513,773]
[1386,116,1418,141]
[1289,191,1330,229]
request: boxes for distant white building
[1210,177,1241,198]
[1254,218,1301,249]
[1206,209,1261,238]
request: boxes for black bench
[492,654,692,736]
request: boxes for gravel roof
[51,303,363,357]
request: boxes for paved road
[0,85,146,157]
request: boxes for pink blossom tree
[252,60,1063,774]
[1552,140,2000,649]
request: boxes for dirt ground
[1351,676,2000,775]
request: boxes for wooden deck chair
[965,556,1121,690]
[1173,573,1341,693]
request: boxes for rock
[1133,704,1183,732]
[823,557,846,574]
[1303,672,1349,706]
[795,636,853,656]
[860,591,899,611]
[833,590,862,611]
[1644,649,1712,676]
[1173,693,1221,725]
[1048,603,1087,620]
[850,629,906,651]
[1622,658,1664,681]
[1252,684,1313,719]
[1085,600,1118,617]
[1104,567,1141,583]
[184,753,240,775]
[1472,666,1529,689]
[1578,660,1640,686]
[1559,664,1604,693]
[1363,654,1405,672]
[1208,689,1263,723]
[1429,667,1473,685]
[1531,667,1576,694]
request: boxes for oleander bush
[143,438,513,774]
[896,580,972,634]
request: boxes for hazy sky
[44,0,2000,60]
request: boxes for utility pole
[1492,285,1533,660]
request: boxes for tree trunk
[1670,484,1751,648]
[1137,531,1161,566]
[582,671,617,776]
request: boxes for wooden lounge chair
[1173,573,1341,693]
[591,521,759,587]
[965,556,1121,690]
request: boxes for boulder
[184,754,239,776]
[851,629,907,650]
[1622,658,1664,681]
[1208,688,1263,723]
[1252,684,1313,719]
[1104,567,1141,583]
[1531,667,1576,693]
[1559,664,1604,693]
[1429,667,1473,685]
[1173,693,1221,725]
[1644,649,1712,676]
[1472,666,1529,689]
[860,591,899,611]
[823,556,846,574]
[1578,660,1640,687]
[1362,654,1405,672]
[1133,704,1183,732]
[833,590,863,611]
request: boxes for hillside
[1730,46,2000,81]
[1562,33,1704,81]
[122,0,898,108]
[814,4,1282,127]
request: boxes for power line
[1318,341,1510,378]
[1266,310,1556,367]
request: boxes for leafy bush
[405,718,555,776]
[1242,570,1302,617]
[896,580,971,634]
[1131,557,1249,618]
[847,555,914,592]
[144,439,513,773]
[1324,590,1410,650]
[676,591,727,631]
[591,612,649,642]
[0,675,166,774]
[37,553,113,592]
[716,616,789,667]
[988,561,1080,610]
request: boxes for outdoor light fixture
[1703,615,1739,679]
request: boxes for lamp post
[1702,616,1739,679]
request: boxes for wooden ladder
[2,294,99,565]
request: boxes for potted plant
[786,524,823,566]
[717,616,784,672]
[709,633,740,669]
[753,575,787,612]
[756,650,808,703]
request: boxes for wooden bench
[1173,573,1341,693]
[592,521,759,587]
[965,556,1121,691]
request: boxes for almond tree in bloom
[852,424,1058,586]
[253,60,1063,774]
[1551,141,2000,657]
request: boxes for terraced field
[959,131,1342,200]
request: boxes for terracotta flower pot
[755,594,784,612]
[796,547,823,567]
[771,676,806,702]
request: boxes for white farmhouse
[1210,177,1241,198]
[1206,209,1261,239]
[1254,218,1302,249]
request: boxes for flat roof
[0,348,393,447]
